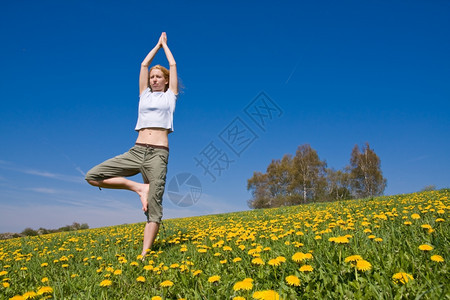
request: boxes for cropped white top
[135,88,177,133]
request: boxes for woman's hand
[160,32,167,46]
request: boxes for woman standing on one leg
[85,32,178,258]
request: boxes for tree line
[247,143,387,209]
[0,222,89,240]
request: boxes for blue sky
[1,0,449,233]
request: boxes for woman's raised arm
[160,32,178,95]
[139,36,162,94]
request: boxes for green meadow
[1,190,448,299]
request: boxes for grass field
[0,190,448,299]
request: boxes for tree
[247,171,271,209]
[326,168,352,201]
[290,144,327,203]
[348,143,387,198]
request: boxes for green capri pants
[85,143,169,223]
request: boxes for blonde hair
[149,65,170,92]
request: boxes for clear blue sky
[1,0,449,233]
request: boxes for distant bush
[1,222,89,240]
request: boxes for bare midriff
[136,128,169,147]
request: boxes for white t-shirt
[135,88,177,132]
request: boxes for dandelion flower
[436,218,444,222]
[276,256,286,263]
[374,238,383,242]
[192,270,202,276]
[421,224,432,229]
[37,286,53,295]
[160,280,174,287]
[252,290,280,300]
[40,263,48,267]
[3,282,10,288]
[233,279,253,291]
[292,252,305,262]
[233,257,242,263]
[9,296,24,300]
[252,257,265,265]
[431,255,444,262]
[404,221,412,225]
[356,260,372,272]
[418,244,433,251]
[299,265,314,272]
[136,276,146,282]
[268,259,281,266]
[285,275,301,286]
[392,272,414,284]
[411,214,420,220]
[22,291,37,299]
[99,279,112,287]
[208,275,220,283]
[233,297,246,300]
[151,297,162,300]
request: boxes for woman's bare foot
[137,183,150,212]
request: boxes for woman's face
[149,69,168,92]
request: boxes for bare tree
[348,143,387,198]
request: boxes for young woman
[85,32,178,258]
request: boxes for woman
[85,32,178,258]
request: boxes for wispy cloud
[27,187,59,194]
[407,155,430,163]
[0,163,84,183]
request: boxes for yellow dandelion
[198,249,207,253]
[160,280,174,288]
[253,290,280,300]
[368,235,376,239]
[418,244,433,251]
[411,214,420,220]
[9,296,24,300]
[404,221,412,225]
[299,265,314,272]
[276,256,286,263]
[223,246,233,251]
[268,259,281,266]
[314,235,322,240]
[37,286,53,295]
[180,246,188,252]
[233,297,246,300]
[71,274,79,278]
[436,218,444,222]
[233,257,242,263]
[220,259,227,264]
[151,297,162,300]
[233,279,253,291]
[292,252,305,262]
[40,263,48,267]
[130,261,138,266]
[192,270,202,276]
[285,275,301,286]
[251,257,265,265]
[374,238,383,242]
[144,265,154,271]
[208,275,220,283]
[136,276,146,282]
[421,224,432,229]
[0,271,8,276]
[431,255,444,262]
[41,277,49,283]
[99,279,112,287]
[22,291,37,299]
[356,260,372,271]
[114,270,122,276]
[392,272,414,284]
